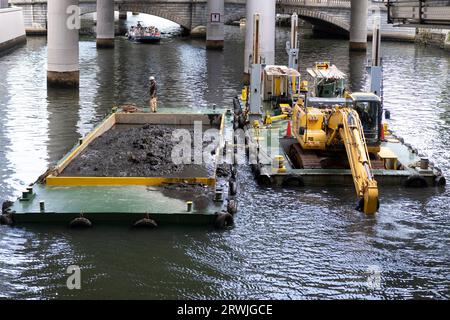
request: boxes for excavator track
[289,143,323,169]
[290,143,385,171]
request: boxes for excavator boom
[293,102,379,214]
[331,109,379,214]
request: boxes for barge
[236,13,446,214]
[1,107,238,228]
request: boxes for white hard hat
[149,76,155,81]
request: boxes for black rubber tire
[227,200,238,215]
[214,212,234,229]
[257,174,272,187]
[69,217,92,229]
[245,137,250,158]
[0,213,14,226]
[282,177,304,187]
[404,175,428,188]
[229,180,237,196]
[238,115,245,129]
[2,200,13,214]
[133,218,157,229]
[233,97,242,115]
[435,175,446,187]
[231,166,238,179]
[254,164,262,178]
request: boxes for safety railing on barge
[276,0,351,8]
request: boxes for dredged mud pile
[62,124,216,177]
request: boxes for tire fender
[0,213,14,226]
[69,216,92,229]
[404,175,428,188]
[214,212,234,230]
[434,175,446,187]
[282,177,304,187]
[133,218,158,229]
[227,200,238,215]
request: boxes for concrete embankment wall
[416,29,450,51]
[0,7,26,53]
[446,32,450,51]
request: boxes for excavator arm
[328,108,379,214]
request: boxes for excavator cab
[291,95,380,215]
[350,93,382,152]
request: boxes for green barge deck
[1,107,237,228]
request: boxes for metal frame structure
[386,0,450,27]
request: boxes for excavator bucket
[363,181,379,214]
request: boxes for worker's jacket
[150,82,157,98]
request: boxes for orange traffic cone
[285,120,292,138]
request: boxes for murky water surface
[0,15,449,299]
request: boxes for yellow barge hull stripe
[46,176,216,187]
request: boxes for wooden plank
[55,113,117,175]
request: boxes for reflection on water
[0,15,449,299]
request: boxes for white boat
[126,22,161,43]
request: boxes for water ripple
[0,17,448,299]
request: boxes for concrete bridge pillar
[47,0,79,87]
[119,11,127,20]
[349,0,368,51]
[96,0,115,48]
[206,0,224,50]
[244,0,276,80]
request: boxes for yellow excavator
[292,98,379,214]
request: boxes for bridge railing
[276,0,351,8]
[387,0,450,25]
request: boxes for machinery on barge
[236,13,445,215]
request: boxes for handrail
[277,0,351,8]
[387,0,450,25]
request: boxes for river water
[0,14,449,299]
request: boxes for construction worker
[149,76,157,112]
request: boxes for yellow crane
[292,101,379,214]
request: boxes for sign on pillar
[211,13,221,23]
[206,0,224,50]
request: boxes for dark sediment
[161,183,215,210]
[62,124,217,177]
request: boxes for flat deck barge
[1,108,238,229]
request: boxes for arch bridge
[10,0,398,38]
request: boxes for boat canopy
[306,64,346,80]
[264,65,300,78]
